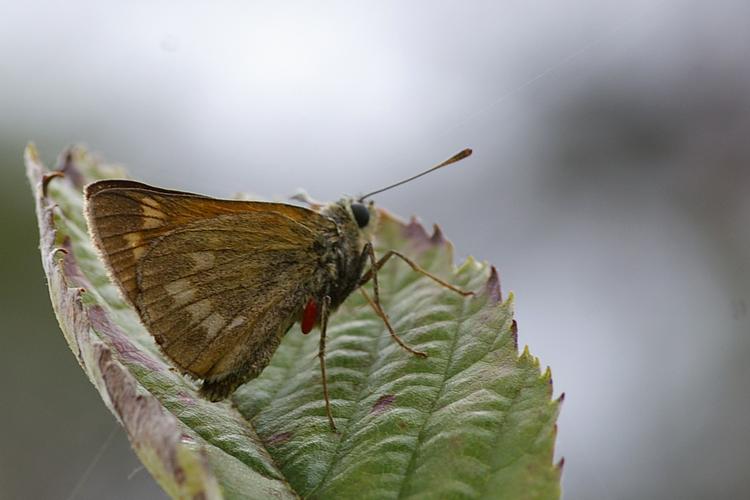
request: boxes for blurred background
[1,1,748,498]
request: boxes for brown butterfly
[84,149,473,430]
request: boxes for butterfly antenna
[359,148,473,201]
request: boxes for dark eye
[351,202,370,228]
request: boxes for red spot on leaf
[267,432,293,445]
[371,394,396,414]
[177,391,195,406]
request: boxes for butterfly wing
[84,180,337,399]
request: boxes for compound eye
[351,202,370,228]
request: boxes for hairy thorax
[317,201,369,309]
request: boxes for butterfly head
[348,199,376,228]
[340,197,378,239]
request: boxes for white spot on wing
[190,252,216,272]
[124,233,146,259]
[185,299,212,321]
[165,278,196,306]
[140,198,165,229]
[228,316,246,330]
[201,312,226,339]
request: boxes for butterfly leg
[359,243,427,358]
[359,287,427,358]
[359,248,475,297]
[318,295,337,431]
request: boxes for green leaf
[27,144,562,499]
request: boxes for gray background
[1,1,749,499]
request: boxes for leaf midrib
[304,292,393,498]
[394,291,469,499]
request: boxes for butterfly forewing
[84,181,338,398]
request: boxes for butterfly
[84,149,473,430]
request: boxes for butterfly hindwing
[84,180,338,398]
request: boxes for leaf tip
[520,345,540,367]
[25,142,40,164]
[483,265,502,303]
[521,344,531,360]
[401,216,451,253]
[543,365,556,396]
[430,223,446,245]
[510,319,518,343]
[50,246,69,258]
[55,145,86,189]
[403,215,428,238]
[42,171,65,197]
